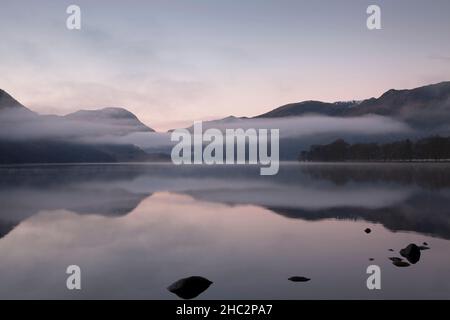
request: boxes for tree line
[299,136,450,162]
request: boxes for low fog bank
[191,114,413,138]
[131,115,417,158]
[0,111,148,141]
[0,111,426,160]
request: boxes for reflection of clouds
[2,164,450,240]
[184,185,413,210]
[0,192,449,299]
[0,193,284,299]
[88,173,413,210]
[0,186,148,222]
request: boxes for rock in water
[364,228,371,234]
[400,244,421,264]
[393,261,410,267]
[167,276,213,299]
[423,242,428,246]
[288,276,311,282]
[388,249,394,252]
[389,257,403,262]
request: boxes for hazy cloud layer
[0,113,413,156]
[1,0,450,130]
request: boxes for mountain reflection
[1,163,450,240]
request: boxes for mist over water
[0,163,449,299]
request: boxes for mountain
[255,100,358,118]
[0,140,151,164]
[348,81,450,117]
[174,115,249,133]
[0,89,28,110]
[347,81,450,129]
[0,89,37,118]
[65,107,154,134]
[256,81,450,130]
[0,89,157,164]
[2,81,450,163]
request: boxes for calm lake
[0,163,449,299]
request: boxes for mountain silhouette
[0,89,37,119]
[0,89,155,164]
[1,81,450,163]
[65,107,154,134]
[255,81,450,129]
[255,100,357,118]
[0,89,32,112]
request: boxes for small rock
[364,228,372,234]
[389,257,403,262]
[288,276,311,282]
[393,261,410,267]
[388,249,394,252]
[167,276,213,299]
[423,242,428,246]
[369,258,374,261]
[400,243,421,264]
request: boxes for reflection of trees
[301,163,450,189]
[3,163,450,241]
[266,192,450,240]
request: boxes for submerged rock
[167,276,213,299]
[388,249,394,252]
[364,228,372,234]
[393,261,410,267]
[423,242,428,246]
[288,276,311,282]
[369,258,374,261]
[400,244,421,264]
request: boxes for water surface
[0,163,449,299]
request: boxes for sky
[0,0,449,131]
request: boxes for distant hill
[0,89,37,119]
[173,115,249,133]
[0,89,29,111]
[348,81,450,117]
[255,100,358,118]
[256,81,450,130]
[65,107,154,134]
[0,89,157,164]
[0,140,151,164]
[2,81,450,163]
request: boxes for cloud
[0,112,414,158]
[194,115,413,138]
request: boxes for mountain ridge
[0,89,157,164]
[254,81,450,129]
[65,107,155,133]
[0,89,37,117]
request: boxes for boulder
[167,276,213,299]
[393,261,410,267]
[389,257,403,262]
[288,276,311,282]
[400,244,421,264]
